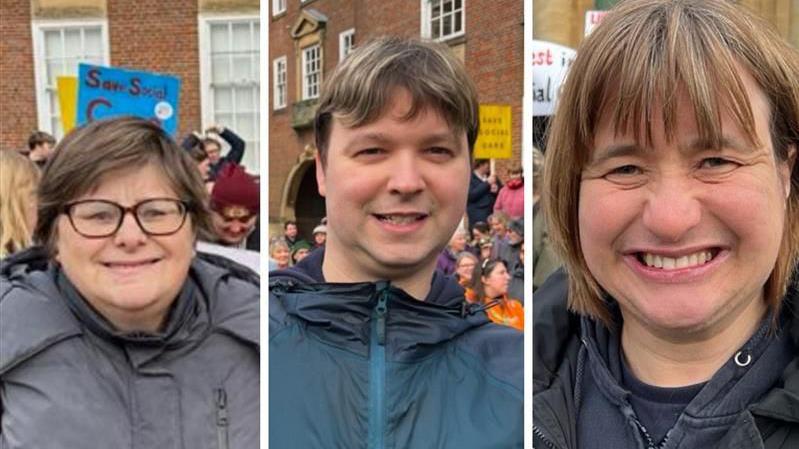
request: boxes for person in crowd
[282,220,299,247]
[467,158,499,228]
[185,143,212,186]
[488,211,509,239]
[478,236,493,261]
[535,1,799,448]
[436,227,469,275]
[269,37,522,448]
[493,163,523,219]
[470,220,490,247]
[495,217,523,268]
[269,238,290,270]
[0,117,258,448]
[203,124,245,180]
[532,146,559,291]
[465,258,524,331]
[26,131,56,168]
[454,250,479,288]
[290,240,312,265]
[0,151,40,258]
[207,164,259,248]
[508,242,524,304]
[311,224,327,248]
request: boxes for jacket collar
[270,247,486,361]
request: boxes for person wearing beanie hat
[208,164,259,247]
[493,217,523,268]
[290,240,312,265]
[312,224,327,248]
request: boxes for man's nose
[641,176,702,243]
[387,152,425,195]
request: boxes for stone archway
[280,145,326,242]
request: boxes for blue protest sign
[76,63,181,135]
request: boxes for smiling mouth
[635,249,720,270]
[373,213,428,225]
[103,258,160,269]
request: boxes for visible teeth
[379,215,421,225]
[641,250,714,270]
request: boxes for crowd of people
[0,123,261,272]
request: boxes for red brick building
[268,0,524,239]
[0,0,261,174]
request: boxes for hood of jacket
[1,245,259,375]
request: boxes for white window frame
[198,14,261,174]
[272,0,286,16]
[273,56,287,110]
[31,19,110,138]
[421,0,466,41]
[301,44,321,100]
[339,28,355,61]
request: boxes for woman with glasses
[0,117,258,448]
[465,258,524,331]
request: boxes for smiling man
[269,37,523,448]
[534,1,799,448]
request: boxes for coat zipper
[215,388,230,449]
[533,425,560,449]
[368,284,389,449]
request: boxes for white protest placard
[585,10,609,36]
[532,40,576,117]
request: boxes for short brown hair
[34,116,213,254]
[544,0,799,325]
[27,131,55,150]
[314,36,479,165]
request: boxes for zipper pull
[375,282,390,345]
[215,388,229,427]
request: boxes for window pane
[432,17,441,38]
[215,87,233,112]
[45,30,63,58]
[235,88,256,112]
[432,1,441,19]
[455,11,462,32]
[84,29,103,56]
[232,23,252,52]
[231,55,253,82]
[443,14,451,36]
[64,29,82,58]
[455,0,462,10]
[46,60,65,85]
[236,113,256,141]
[443,0,453,14]
[211,24,229,52]
[212,55,230,83]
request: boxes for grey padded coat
[0,247,259,449]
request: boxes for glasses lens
[136,199,186,235]
[69,201,121,237]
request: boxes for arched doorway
[293,164,326,242]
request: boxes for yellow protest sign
[473,104,512,159]
[56,76,78,133]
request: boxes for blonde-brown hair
[34,117,213,255]
[0,151,41,258]
[314,36,480,164]
[544,0,799,325]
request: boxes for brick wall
[106,0,201,139]
[0,0,37,151]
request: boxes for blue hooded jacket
[269,249,523,449]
